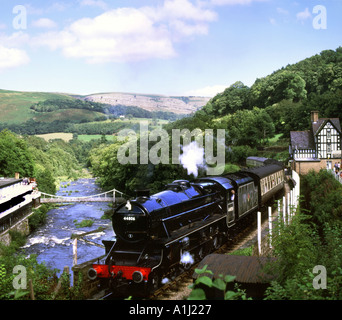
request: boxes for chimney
[311,111,319,123]
[135,189,150,198]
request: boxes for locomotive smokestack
[135,189,150,198]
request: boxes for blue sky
[0,0,341,97]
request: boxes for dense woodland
[171,47,342,137]
[0,129,98,194]
[1,47,342,299]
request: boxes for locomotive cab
[227,189,235,225]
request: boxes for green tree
[265,170,342,300]
[224,108,275,147]
[249,71,307,108]
[0,130,35,177]
[201,81,250,117]
[35,168,56,194]
[301,170,342,229]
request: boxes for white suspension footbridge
[40,188,127,204]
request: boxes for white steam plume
[179,141,206,177]
[180,251,194,265]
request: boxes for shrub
[74,219,94,228]
[187,265,249,300]
[28,205,49,231]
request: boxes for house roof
[290,131,315,150]
[193,254,277,284]
[0,178,22,189]
[312,118,342,136]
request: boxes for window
[327,143,332,153]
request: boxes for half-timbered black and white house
[290,111,342,174]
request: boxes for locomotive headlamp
[125,201,132,210]
[87,268,97,281]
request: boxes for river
[23,178,115,276]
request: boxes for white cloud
[0,46,30,71]
[297,8,311,22]
[32,18,57,29]
[211,0,268,6]
[25,2,69,15]
[185,84,227,97]
[79,0,108,10]
[0,31,30,48]
[158,0,217,22]
[31,30,77,51]
[145,0,217,40]
[32,0,217,63]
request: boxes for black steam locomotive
[88,163,285,296]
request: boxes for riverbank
[23,178,115,277]
[0,177,114,300]
[54,169,93,192]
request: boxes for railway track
[150,208,272,300]
[94,206,274,301]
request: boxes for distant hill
[81,92,210,115]
[0,89,72,124]
[0,89,210,135]
[0,89,209,126]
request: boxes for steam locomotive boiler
[88,163,285,297]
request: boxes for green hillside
[169,47,342,139]
[0,90,72,124]
[0,90,111,134]
[0,89,185,134]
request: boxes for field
[78,134,115,142]
[34,117,170,142]
[36,133,120,142]
[35,117,169,142]
[36,133,74,142]
[0,90,72,124]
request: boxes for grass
[268,133,284,144]
[36,133,73,142]
[0,89,72,124]
[228,245,253,256]
[78,134,115,142]
[74,219,94,228]
[0,89,104,125]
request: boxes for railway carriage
[88,160,285,297]
[241,165,285,206]
[246,156,283,168]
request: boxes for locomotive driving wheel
[212,235,221,250]
[198,247,205,260]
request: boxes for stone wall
[0,216,30,246]
[291,159,342,175]
[0,203,33,246]
[72,255,106,299]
